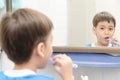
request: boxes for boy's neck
[13,63,37,72]
[95,42,109,47]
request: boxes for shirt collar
[4,69,36,77]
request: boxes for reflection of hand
[52,54,74,80]
[112,37,118,41]
[110,37,120,47]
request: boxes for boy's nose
[105,30,109,34]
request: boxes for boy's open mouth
[105,37,110,42]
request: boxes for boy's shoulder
[34,74,54,80]
[0,71,54,80]
[86,43,94,47]
[0,71,6,80]
[23,74,54,80]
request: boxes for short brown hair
[0,8,53,64]
[93,11,116,27]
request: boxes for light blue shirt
[0,70,54,80]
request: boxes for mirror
[9,0,120,47]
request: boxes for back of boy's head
[0,8,53,64]
[93,11,116,27]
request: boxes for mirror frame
[53,46,120,54]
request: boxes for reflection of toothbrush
[105,38,120,46]
[50,58,78,69]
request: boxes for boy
[87,11,116,47]
[0,8,74,80]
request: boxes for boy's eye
[100,27,104,30]
[109,28,113,30]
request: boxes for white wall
[67,0,96,47]
[21,0,68,46]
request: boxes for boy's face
[93,21,115,46]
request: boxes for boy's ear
[92,26,96,34]
[36,42,45,57]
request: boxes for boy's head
[0,8,53,65]
[92,11,116,46]
[93,11,116,27]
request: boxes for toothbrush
[56,62,78,69]
[106,38,120,46]
[55,61,78,69]
[50,58,78,69]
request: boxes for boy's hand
[52,54,74,80]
